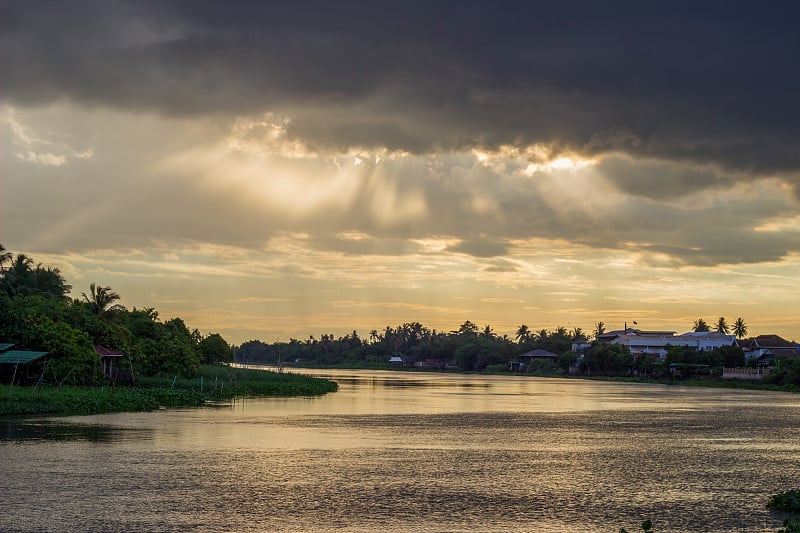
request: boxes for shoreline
[277,362,799,393]
[0,365,338,418]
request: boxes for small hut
[0,343,49,384]
[95,346,125,380]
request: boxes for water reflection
[1,419,149,443]
[0,370,798,532]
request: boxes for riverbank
[283,361,800,393]
[0,365,338,417]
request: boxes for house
[605,330,735,360]
[388,356,403,366]
[510,349,560,371]
[519,349,559,362]
[414,358,450,369]
[0,343,49,384]
[95,345,125,380]
[736,335,800,364]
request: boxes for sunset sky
[2,1,799,344]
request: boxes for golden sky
[2,3,799,344]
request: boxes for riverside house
[0,343,49,384]
[598,329,736,360]
[736,335,800,365]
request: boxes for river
[1,370,799,532]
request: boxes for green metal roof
[0,343,15,352]
[0,350,49,364]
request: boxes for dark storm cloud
[596,156,734,199]
[3,0,800,175]
[447,236,509,258]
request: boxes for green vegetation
[2,244,797,401]
[0,246,235,384]
[616,489,800,533]
[620,520,653,533]
[0,245,336,415]
[768,489,800,515]
[1,365,337,416]
[237,318,799,391]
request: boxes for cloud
[447,236,509,258]
[596,155,734,200]
[2,1,800,179]
[3,106,93,167]
[2,103,799,269]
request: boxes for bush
[769,489,800,514]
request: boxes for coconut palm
[82,283,125,319]
[1,253,70,298]
[693,318,710,332]
[715,316,730,334]
[0,243,11,272]
[2,254,34,296]
[732,317,748,339]
[515,324,531,344]
[593,321,606,338]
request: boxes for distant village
[233,318,800,386]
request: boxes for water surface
[1,370,798,532]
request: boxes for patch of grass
[0,365,337,417]
[769,489,800,514]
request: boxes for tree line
[0,245,233,385]
[235,319,754,375]
[4,244,796,385]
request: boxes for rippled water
[2,370,799,532]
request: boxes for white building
[607,330,735,360]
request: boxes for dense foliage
[0,246,233,385]
[769,489,800,514]
[0,365,337,416]
[2,245,797,387]
[236,321,576,372]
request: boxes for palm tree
[693,318,710,332]
[82,283,125,319]
[593,321,606,338]
[571,327,586,342]
[0,243,11,272]
[482,324,495,339]
[732,317,748,339]
[515,324,531,344]
[715,316,730,334]
[2,254,34,296]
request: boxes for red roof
[95,345,124,356]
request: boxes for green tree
[457,320,479,336]
[0,294,99,385]
[693,318,710,332]
[581,343,631,375]
[515,324,531,344]
[198,333,234,364]
[732,317,748,339]
[1,254,70,299]
[454,337,489,370]
[715,316,730,334]
[0,243,11,271]
[557,351,578,373]
[593,321,606,337]
[715,345,745,368]
[571,327,586,342]
[82,283,125,319]
[1,254,34,296]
